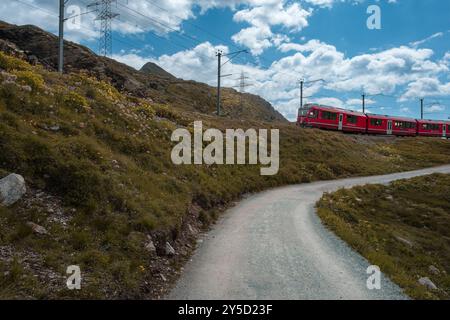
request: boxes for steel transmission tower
[237,71,251,108]
[88,1,119,57]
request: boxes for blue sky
[1,0,449,121]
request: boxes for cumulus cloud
[111,51,151,70]
[231,1,311,55]
[400,78,450,101]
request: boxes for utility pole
[362,93,366,114]
[299,79,304,109]
[215,49,248,116]
[299,78,324,108]
[216,50,222,116]
[420,98,424,120]
[58,0,66,74]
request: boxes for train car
[297,105,310,126]
[366,114,390,135]
[297,104,366,133]
[391,117,417,136]
[417,119,446,138]
[366,114,417,136]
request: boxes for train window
[422,123,440,130]
[299,108,309,116]
[405,122,415,129]
[347,115,357,124]
[308,110,318,118]
[396,122,415,129]
[321,111,337,120]
[370,119,383,126]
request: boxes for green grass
[0,51,449,299]
[317,174,450,300]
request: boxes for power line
[142,0,243,51]
[113,2,225,64]
[117,2,203,47]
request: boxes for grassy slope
[0,52,449,298]
[317,174,450,300]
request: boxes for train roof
[366,113,417,122]
[417,119,447,124]
[303,104,365,116]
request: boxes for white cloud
[410,32,444,48]
[308,97,344,108]
[304,0,338,8]
[232,25,273,56]
[231,1,311,55]
[346,98,374,105]
[400,78,450,101]
[425,104,445,113]
[111,52,151,70]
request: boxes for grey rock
[187,224,198,236]
[165,242,175,256]
[429,265,440,275]
[21,85,32,92]
[395,236,414,248]
[0,173,26,206]
[418,277,437,290]
[26,222,48,235]
[145,239,156,254]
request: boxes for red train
[297,104,449,138]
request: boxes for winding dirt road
[168,165,450,300]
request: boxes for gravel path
[168,165,450,300]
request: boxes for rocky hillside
[0,20,286,122]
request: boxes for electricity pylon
[88,0,119,57]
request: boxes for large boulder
[0,173,26,206]
[26,221,48,235]
[418,277,437,290]
[165,242,176,256]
